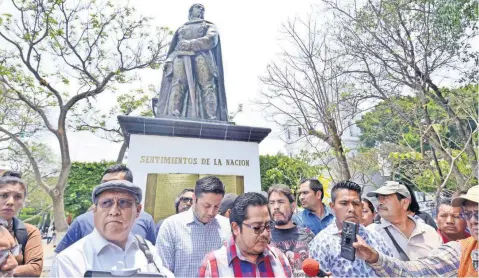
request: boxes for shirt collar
[378,215,417,228]
[90,229,137,254]
[304,203,333,219]
[185,207,219,226]
[226,237,276,265]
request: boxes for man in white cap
[353,185,479,277]
[50,180,173,277]
[366,181,441,260]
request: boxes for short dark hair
[230,192,268,231]
[362,198,375,213]
[299,178,324,201]
[103,164,133,182]
[331,180,361,203]
[2,171,22,178]
[403,183,420,213]
[436,198,453,214]
[0,172,27,196]
[194,176,225,197]
[268,184,294,203]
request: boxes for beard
[273,211,293,226]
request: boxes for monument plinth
[119,116,270,222]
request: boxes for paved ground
[41,239,55,277]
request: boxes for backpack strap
[134,234,161,273]
[13,217,28,258]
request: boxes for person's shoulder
[139,211,154,221]
[366,222,381,232]
[56,235,89,259]
[76,211,94,222]
[215,214,230,226]
[416,219,438,234]
[24,223,41,236]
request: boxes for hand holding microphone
[302,258,330,277]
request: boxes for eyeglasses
[179,197,193,204]
[460,211,479,221]
[242,221,273,235]
[0,245,20,265]
[97,198,136,209]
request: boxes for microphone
[302,258,328,277]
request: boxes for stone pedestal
[118,116,271,221]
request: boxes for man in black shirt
[268,184,315,276]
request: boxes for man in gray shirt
[155,176,231,277]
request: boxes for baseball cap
[451,185,479,207]
[92,180,142,204]
[219,193,238,215]
[366,181,411,199]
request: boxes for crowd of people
[0,164,477,277]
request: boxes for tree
[260,152,322,191]
[325,0,478,194]
[72,89,154,164]
[64,161,115,217]
[258,14,367,180]
[0,0,169,231]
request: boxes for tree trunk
[116,140,128,164]
[331,132,351,180]
[50,191,68,232]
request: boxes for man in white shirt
[366,181,441,260]
[50,180,173,277]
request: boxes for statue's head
[188,3,205,20]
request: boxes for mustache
[378,204,388,211]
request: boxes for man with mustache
[199,192,292,277]
[353,185,479,277]
[293,178,334,235]
[268,184,314,276]
[366,181,441,260]
[155,188,194,233]
[50,180,173,277]
[436,198,470,243]
[309,181,393,277]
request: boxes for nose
[445,215,454,224]
[108,202,121,216]
[5,195,14,206]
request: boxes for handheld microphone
[302,258,328,277]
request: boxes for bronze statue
[157,4,228,121]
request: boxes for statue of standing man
[157,4,228,121]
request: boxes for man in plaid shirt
[199,192,292,277]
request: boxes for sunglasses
[179,197,193,204]
[0,245,20,265]
[460,211,479,221]
[97,198,136,209]
[242,221,274,235]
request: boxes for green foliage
[64,161,116,217]
[259,152,322,193]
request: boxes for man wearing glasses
[0,220,19,277]
[156,189,194,233]
[199,192,292,277]
[50,180,173,277]
[354,185,479,277]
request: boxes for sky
[5,0,320,162]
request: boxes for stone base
[118,116,271,221]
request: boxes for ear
[329,201,334,210]
[402,199,411,210]
[315,190,322,200]
[291,201,297,211]
[232,222,240,237]
[193,194,197,204]
[136,204,142,218]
